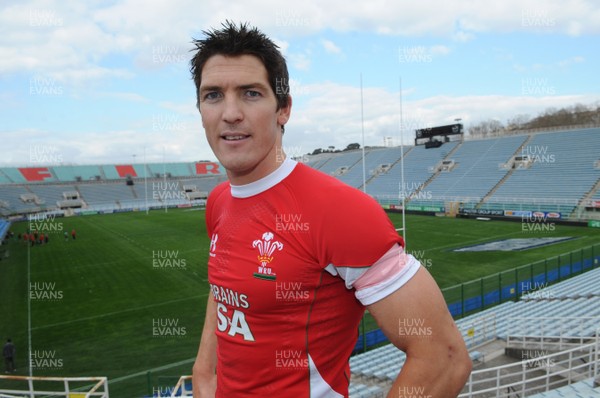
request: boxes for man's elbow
[449,344,472,390]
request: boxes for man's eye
[203,92,221,101]
[245,90,261,98]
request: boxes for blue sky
[1,0,599,166]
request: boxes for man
[3,338,15,373]
[190,21,471,398]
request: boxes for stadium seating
[486,128,600,214]
[316,151,365,177]
[349,266,600,383]
[28,184,79,205]
[78,184,137,206]
[423,135,527,203]
[52,165,103,181]
[366,142,458,198]
[526,378,600,398]
[348,382,385,398]
[337,147,405,190]
[147,163,193,178]
[0,185,42,213]
[1,128,598,218]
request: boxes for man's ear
[277,95,292,128]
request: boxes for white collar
[230,157,298,198]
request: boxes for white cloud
[322,39,341,54]
[288,51,311,71]
[429,45,451,56]
[282,81,600,153]
[558,56,585,68]
[2,0,599,82]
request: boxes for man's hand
[192,295,218,398]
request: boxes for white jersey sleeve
[324,243,421,306]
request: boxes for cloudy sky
[1,0,599,166]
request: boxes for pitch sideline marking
[30,293,208,331]
[109,357,195,385]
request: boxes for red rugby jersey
[206,158,419,397]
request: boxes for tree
[344,143,360,151]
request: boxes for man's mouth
[221,133,250,141]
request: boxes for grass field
[0,208,598,397]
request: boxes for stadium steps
[570,175,600,218]
[525,378,600,398]
[348,382,385,398]
[477,167,514,207]
[477,134,533,207]
[0,168,14,183]
[359,147,411,191]
[407,139,463,201]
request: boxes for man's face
[199,54,291,185]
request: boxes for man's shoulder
[207,181,230,201]
[291,162,356,191]
[291,163,376,202]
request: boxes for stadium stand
[0,129,598,221]
[147,163,193,178]
[316,150,365,177]
[527,378,600,398]
[0,162,226,214]
[422,135,527,206]
[366,143,456,199]
[349,265,600,396]
[339,147,407,190]
[28,184,79,205]
[486,128,600,214]
[294,129,599,219]
[0,185,42,213]
[52,165,103,181]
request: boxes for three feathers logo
[252,232,283,281]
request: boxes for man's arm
[367,266,472,398]
[192,294,217,398]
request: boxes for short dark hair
[190,21,290,111]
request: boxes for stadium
[1,123,599,397]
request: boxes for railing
[442,243,600,319]
[169,376,192,398]
[507,317,600,350]
[459,313,498,350]
[459,332,600,398]
[0,375,109,398]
